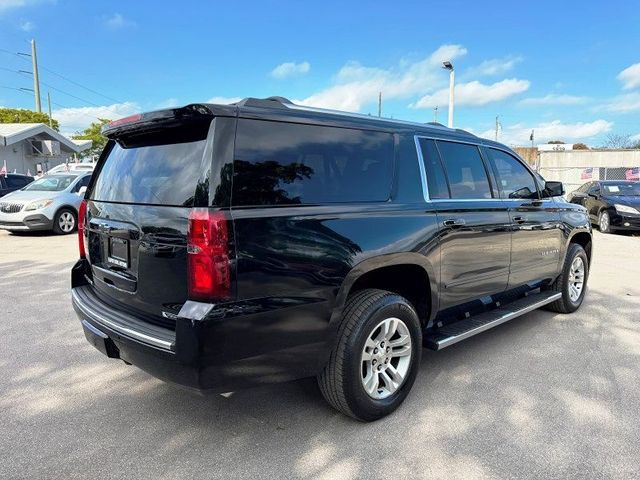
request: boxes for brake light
[78,200,87,258]
[107,113,143,129]
[187,209,231,302]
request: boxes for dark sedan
[568,180,640,233]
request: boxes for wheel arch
[330,253,437,332]
[567,230,593,264]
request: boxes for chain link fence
[538,166,640,194]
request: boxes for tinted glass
[234,120,393,205]
[436,141,492,199]
[73,175,91,192]
[418,138,449,199]
[488,148,539,199]
[5,176,25,188]
[588,183,601,194]
[577,182,591,193]
[24,175,77,191]
[91,141,206,206]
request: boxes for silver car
[0,172,91,234]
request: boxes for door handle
[443,218,466,227]
[513,216,526,224]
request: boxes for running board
[424,291,561,350]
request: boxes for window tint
[233,120,393,205]
[488,148,539,199]
[73,175,91,192]
[588,183,601,194]
[91,141,206,206]
[5,176,25,188]
[418,138,449,199]
[436,141,492,199]
[577,182,591,193]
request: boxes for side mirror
[543,181,564,198]
[78,186,87,196]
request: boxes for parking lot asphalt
[1,229,639,479]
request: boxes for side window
[418,138,449,199]
[588,183,600,195]
[436,141,493,199]
[74,175,91,192]
[5,176,27,188]
[487,148,539,199]
[233,120,394,205]
[577,182,590,193]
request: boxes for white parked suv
[0,172,91,234]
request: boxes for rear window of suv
[233,119,394,206]
[91,140,206,206]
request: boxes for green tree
[0,107,59,131]
[72,118,111,158]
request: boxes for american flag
[580,168,593,180]
[626,167,640,181]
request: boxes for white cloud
[631,132,640,142]
[617,63,640,90]
[0,0,52,13]
[52,102,140,136]
[413,78,530,109]
[465,56,522,77]
[19,19,34,31]
[519,94,589,106]
[270,61,310,79]
[297,44,468,111]
[603,92,640,113]
[104,13,136,29]
[155,98,180,109]
[206,96,242,104]
[476,119,613,145]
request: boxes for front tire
[318,289,422,421]
[53,208,77,235]
[599,210,612,234]
[544,243,589,313]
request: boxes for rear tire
[53,208,77,235]
[544,243,589,313]
[599,210,612,234]
[317,289,422,421]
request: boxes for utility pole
[495,115,501,141]
[31,39,42,112]
[433,106,438,123]
[378,92,382,117]
[47,92,52,128]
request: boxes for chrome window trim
[413,136,431,202]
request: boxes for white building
[0,123,92,175]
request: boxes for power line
[1,46,124,105]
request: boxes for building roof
[0,123,92,153]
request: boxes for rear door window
[436,141,493,199]
[90,141,206,206]
[233,119,394,206]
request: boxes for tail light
[187,209,231,302]
[78,200,88,258]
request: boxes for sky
[0,0,639,146]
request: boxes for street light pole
[442,61,454,128]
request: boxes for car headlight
[614,204,639,214]
[25,199,53,211]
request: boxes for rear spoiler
[102,104,216,148]
[102,104,214,139]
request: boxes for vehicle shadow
[1,259,639,479]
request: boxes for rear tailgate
[84,107,219,327]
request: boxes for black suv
[72,98,592,421]
[0,173,33,197]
